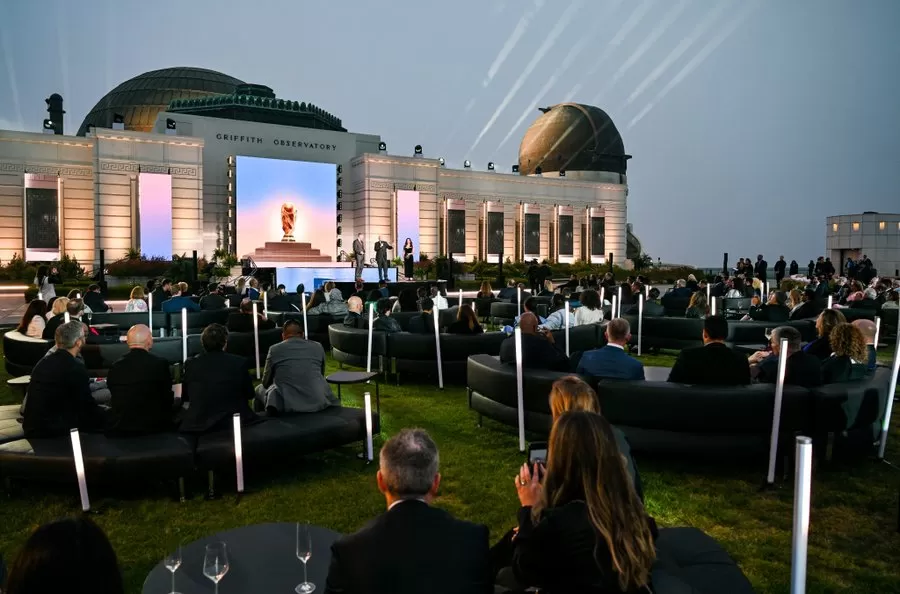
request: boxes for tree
[633,253,653,271]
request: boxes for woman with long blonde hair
[476,280,493,299]
[511,412,656,592]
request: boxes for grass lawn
[0,342,898,593]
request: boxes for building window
[880,221,886,230]
[832,223,838,232]
[852,222,860,231]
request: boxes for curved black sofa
[620,316,818,351]
[466,354,893,456]
[3,331,53,376]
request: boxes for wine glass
[203,542,229,594]
[764,328,774,349]
[296,522,315,593]
[164,544,182,594]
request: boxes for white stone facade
[826,213,900,277]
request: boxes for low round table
[326,370,380,417]
[142,522,341,594]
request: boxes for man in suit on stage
[374,235,393,282]
[667,315,750,385]
[325,428,493,594]
[353,233,366,280]
[576,318,645,380]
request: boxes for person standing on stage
[374,235,393,282]
[353,232,366,280]
[403,237,414,280]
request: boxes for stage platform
[274,264,398,291]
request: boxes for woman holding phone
[34,265,61,300]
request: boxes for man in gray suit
[353,232,366,280]
[254,319,339,414]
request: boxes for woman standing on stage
[403,237,414,280]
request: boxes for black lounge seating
[90,311,168,333]
[490,302,519,326]
[265,312,342,347]
[652,527,754,593]
[0,405,24,446]
[3,331,52,376]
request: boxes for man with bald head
[851,319,878,371]
[344,295,364,328]
[107,323,175,434]
[499,312,569,371]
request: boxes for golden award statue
[281,202,296,242]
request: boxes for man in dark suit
[790,289,822,320]
[106,324,174,435]
[643,288,666,317]
[43,299,83,340]
[497,280,518,301]
[774,256,787,286]
[408,297,436,334]
[162,282,200,314]
[151,278,172,311]
[83,284,110,313]
[850,288,879,311]
[668,316,750,385]
[265,284,293,312]
[179,324,259,433]
[200,283,228,310]
[576,318,645,380]
[353,233,366,280]
[754,326,822,387]
[499,312,569,371]
[373,236,393,282]
[227,299,276,333]
[754,254,768,282]
[343,296,364,328]
[325,428,492,594]
[748,291,791,322]
[23,321,105,438]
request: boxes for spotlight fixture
[336,177,342,187]
[337,238,343,247]
[414,144,423,155]
[438,157,445,167]
[464,160,471,168]
[559,170,566,177]
[42,119,54,129]
[487,162,495,171]
[337,202,343,211]
[535,166,543,175]
[337,214,342,223]
[336,226,342,235]
[378,141,387,152]
[166,118,176,130]
[512,164,520,173]
[337,189,342,199]
[112,113,125,130]
[336,164,342,174]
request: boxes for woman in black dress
[403,237,414,280]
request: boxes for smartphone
[527,442,547,465]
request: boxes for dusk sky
[2,0,898,265]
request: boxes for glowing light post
[600,286,606,307]
[70,429,90,512]
[637,294,644,356]
[706,282,711,305]
[38,291,43,301]
[363,391,374,462]
[232,414,244,494]
[791,436,813,594]
[611,296,617,322]
[251,302,260,380]
[181,308,188,363]
[64,312,70,323]
[433,303,444,389]
[827,295,833,309]
[517,286,522,318]
[645,284,650,300]
[766,337,790,485]
[263,291,268,318]
[366,302,375,374]
[301,292,308,338]
[873,316,881,353]
[711,295,717,316]
[564,301,570,358]
[876,319,900,460]
[617,286,622,317]
[514,326,526,452]
[148,292,153,335]
[458,289,463,309]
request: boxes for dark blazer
[576,345,644,380]
[325,500,492,594]
[511,502,654,594]
[106,348,174,435]
[83,291,110,313]
[758,351,823,387]
[790,301,821,320]
[803,336,833,360]
[748,304,790,322]
[199,293,228,310]
[226,312,276,333]
[643,300,665,317]
[373,316,403,333]
[374,240,392,263]
[668,343,751,385]
[754,259,768,280]
[179,350,258,433]
[849,298,879,311]
[774,259,787,277]
[162,295,200,313]
[343,311,363,329]
[821,355,867,384]
[150,287,170,311]
[23,350,105,438]
[447,320,484,335]
[42,313,66,340]
[408,313,435,334]
[499,334,569,372]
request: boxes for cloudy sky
[2,0,898,265]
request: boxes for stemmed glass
[203,542,229,594]
[764,327,774,349]
[296,522,315,593]
[164,544,182,594]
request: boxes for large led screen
[397,190,420,262]
[236,156,336,260]
[24,174,60,261]
[558,215,574,256]
[524,213,540,256]
[447,209,466,255]
[487,212,504,255]
[138,173,173,259]
[591,216,606,256]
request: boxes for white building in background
[826,212,900,277]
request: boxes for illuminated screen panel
[447,209,466,255]
[524,213,540,255]
[487,212,504,255]
[138,173,173,259]
[24,174,60,261]
[591,216,605,256]
[396,190,420,262]
[236,156,336,260]
[558,215,574,256]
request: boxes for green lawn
[0,343,898,593]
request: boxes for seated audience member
[373,298,403,333]
[199,283,228,310]
[668,315,750,385]
[671,278,693,298]
[150,278,172,311]
[538,279,555,297]
[822,323,869,384]
[310,287,350,316]
[43,298,83,339]
[46,295,68,320]
[685,291,708,319]
[408,297,436,334]
[642,288,665,317]
[350,279,367,301]
[344,295,364,328]
[754,326,823,387]
[686,274,699,292]
[23,322,105,438]
[725,277,745,299]
[106,324,174,435]
[881,288,899,309]
[307,288,327,312]
[83,284,110,313]
[849,287,879,310]
[748,290,790,322]
[263,284,291,311]
[790,288,821,320]
[67,289,88,314]
[393,288,419,313]
[363,289,383,313]
[161,282,200,313]
[179,324,258,433]
[476,280,494,299]
[431,286,449,310]
[803,309,847,359]
[227,299,276,333]
[4,516,124,594]
[499,312,569,371]
[378,279,390,298]
[125,286,149,312]
[499,412,655,593]
[447,303,484,335]
[539,294,575,331]
[254,320,339,414]
[514,296,547,326]
[246,277,261,300]
[497,279,518,300]
[574,289,604,325]
[577,318,645,380]
[787,288,803,311]
[325,429,491,594]
[287,283,306,308]
[17,299,47,338]
[851,319,878,371]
